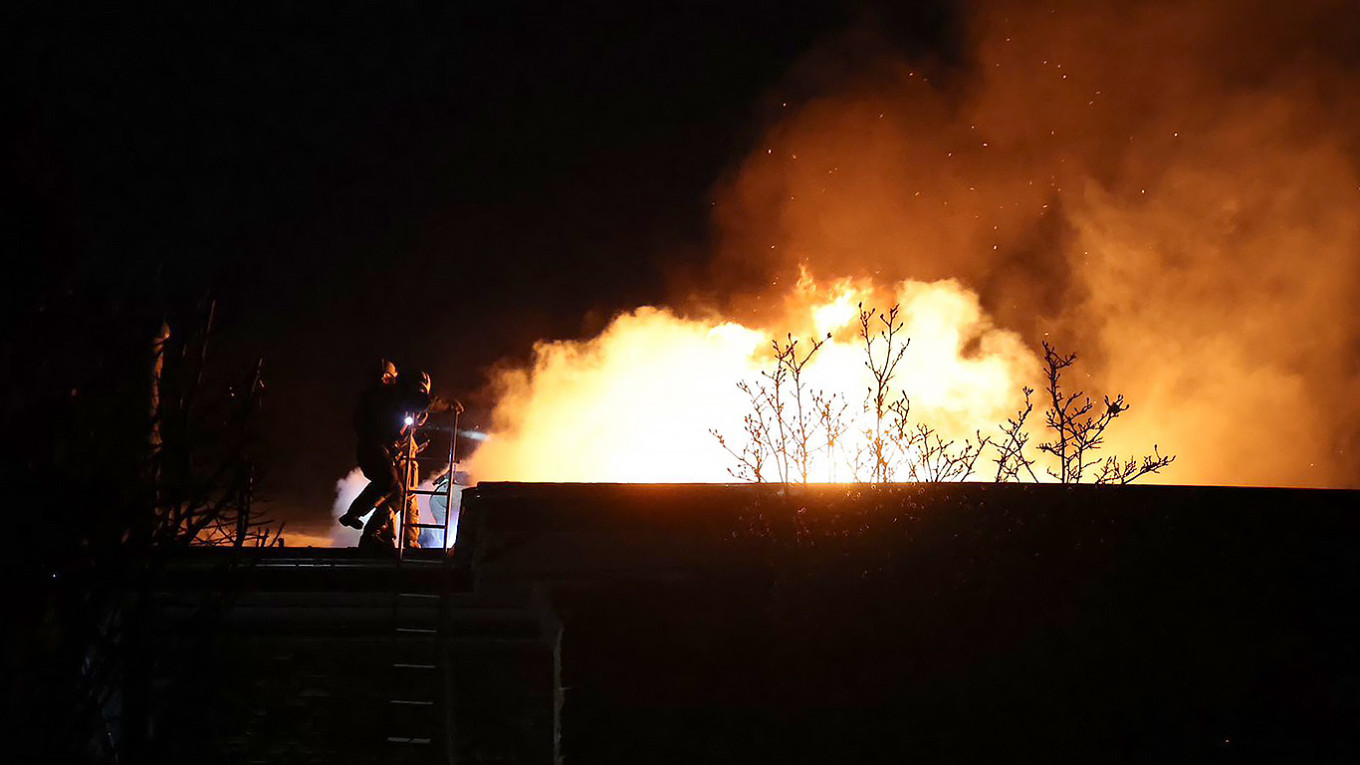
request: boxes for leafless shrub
[711,332,833,483]
[908,424,991,482]
[1096,446,1175,485]
[146,302,283,547]
[714,319,1173,486]
[858,303,908,483]
[781,333,830,483]
[993,386,1039,482]
[711,381,776,483]
[812,388,850,482]
[882,392,990,481]
[1036,342,1175,484]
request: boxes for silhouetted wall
[460,483,1360,763]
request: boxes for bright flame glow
[466,279,1039,483]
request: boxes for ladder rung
[397,591,438,598]
[407,490,447,496]
[391,699,435,706]
[408,522,446,529]
[386,737,432,745]
[393,663,437,670]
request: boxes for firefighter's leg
[339,443,399,527]
[360,495,397,549]
[339,481,385,528]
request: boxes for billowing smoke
[330,467,460,547]
[471,0,1360,488]
[329,468,369,546]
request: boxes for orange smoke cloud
[471,0,1360,488]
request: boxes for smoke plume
[471,0,1360,488]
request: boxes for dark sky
[3,1,953,529]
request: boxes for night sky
[3,2,955,531]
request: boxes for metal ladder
[395,405,461,559]
[385,407,462,762]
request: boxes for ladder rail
[396,406,460,558]
[385,406,460,760]
[444,405,458,552]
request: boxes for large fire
[467,276,1038,483]
[467,0,1360,489]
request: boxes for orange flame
[467,277,1039,482]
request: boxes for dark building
[108,483,1359,763]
